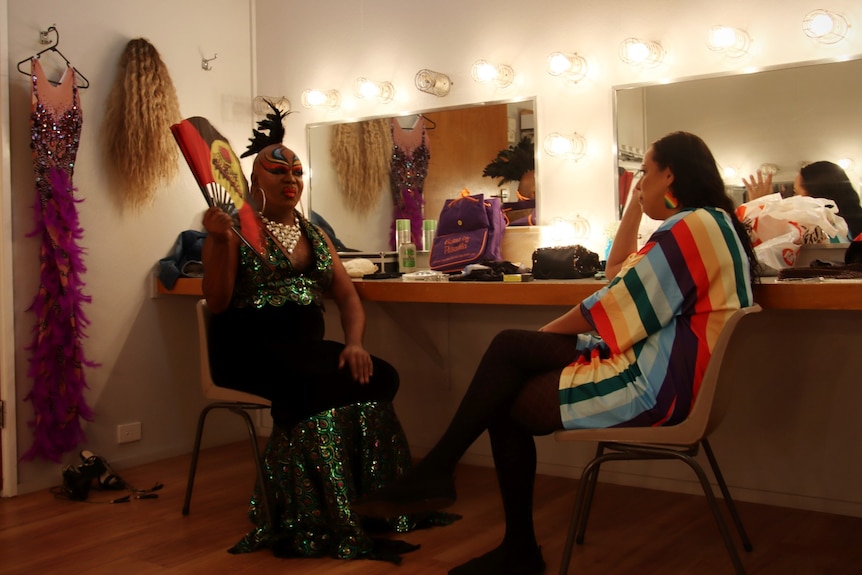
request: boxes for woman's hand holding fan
[171,117,267,261]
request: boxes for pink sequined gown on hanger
[388,118,430,249]
[22,58,96,462]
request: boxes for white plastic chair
[182,299,273,525]
[554,304,762,575]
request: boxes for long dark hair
[800,161,862,232]
[651,131,759,280]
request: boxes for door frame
[0,0,20,498]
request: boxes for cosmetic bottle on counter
[395,219,416,273]
[422,219,437,251]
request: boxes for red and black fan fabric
[170,117,265,257]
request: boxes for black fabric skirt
[209,303,399,428]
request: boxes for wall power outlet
[117,422,142,444]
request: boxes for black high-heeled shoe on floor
[449,545,546,575]
[79,450,127,491]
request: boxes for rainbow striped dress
[560,207,753,429]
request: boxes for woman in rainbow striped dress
[354,131,760,575]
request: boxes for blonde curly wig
[331,118,392,215]
[101,38,181,211]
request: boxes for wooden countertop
[156,276,862,310]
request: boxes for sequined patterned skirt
[229,401,457,562]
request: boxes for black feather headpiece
[241,99,292,158]
[481,136,535,186]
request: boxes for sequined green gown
[211,214,456,561]
[230,403,455,561]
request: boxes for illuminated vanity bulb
[707,26,750,58]
[354,78,395,103]
[544,216,591,246]
[471,60,514,88]
[809,13,837,36]
[626,42,648,62]
[472,61,495,82]
[303,90,325,106]
[802,10,848,44]
[301,89,341,110]
[543,132,587,160]
[619,38,665,68]
[356,79,378,98]
[547,52,588,83]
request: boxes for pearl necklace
[261,215,302,254]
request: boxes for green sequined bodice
[231,213,333,308]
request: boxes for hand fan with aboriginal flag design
[170,117,267,260]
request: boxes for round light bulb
[303,90,325,107]
[472,61,497,82]
[809,13,835,37]
[544,133,573,156]
[359,80,377,98]
[626,42,649,63]
[547,52,572,76]
[710,26,736,49]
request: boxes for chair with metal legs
[554,304,762,575]
[182,299,273,527]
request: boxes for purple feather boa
[21,167,97,462]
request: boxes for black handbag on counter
[530,245,600,279]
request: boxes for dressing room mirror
[615,56,862,218]
[307,98,536,252]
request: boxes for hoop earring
[254,186,267,214]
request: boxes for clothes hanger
[418,114,437,130]
[395,114,437,131]
[16,26,90,89]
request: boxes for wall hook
[39,24,58,45]
[201,53,218,71]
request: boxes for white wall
[4,0,255,493]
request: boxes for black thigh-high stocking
[414,329,576,480]
[489,417,538,551]
[491,370,564,555]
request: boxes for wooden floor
[1,441,860,574]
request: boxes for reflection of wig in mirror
[101,38,181,211]
[331,119,392,215]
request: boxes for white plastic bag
[342,258,378,278]
[735,193,849,272]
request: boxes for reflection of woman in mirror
[389,117,431,249]
[482,137,536,225]
[743,161,862,238]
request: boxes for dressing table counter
[157,276,862,310]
